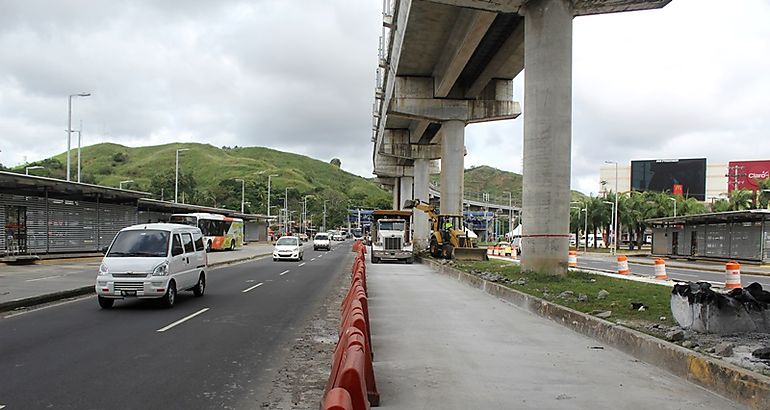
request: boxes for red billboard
[727,160,770,192]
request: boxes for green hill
[433,165,586,206]
[14,144,586,225]
[15,142,392,228]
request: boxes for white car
[313,233,331,251]
[95,223,208,309]
[273,236,304,261]
[332,232,345,241]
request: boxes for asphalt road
[0,240,352,410]
[576,255,770,288]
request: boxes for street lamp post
[267,174,279,217]
[235,178,245,213]
[323,200,329,232]
[119,179,134,189]
[571,201,588,253]
[303,195,313,235]
[175,148,190,203]
[604,160,619,255]
[25,166,44,175]
[67,93,90,181]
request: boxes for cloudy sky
[1,0,768,195]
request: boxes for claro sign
[727,160,770,191]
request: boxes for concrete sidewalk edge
[420,257,770,410]
[0,252,273,313]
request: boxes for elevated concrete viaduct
[372,0,671,272]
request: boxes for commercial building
[599,159,730,200]
[0,171,270,257]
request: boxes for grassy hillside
[15,142,391,228]
[432,165,586,206]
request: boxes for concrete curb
[0,252,273,314]
[419,257,770,410]
[0,286,95,313]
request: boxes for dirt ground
[259,259,350,409]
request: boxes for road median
[419,256,770,410]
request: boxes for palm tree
[728,189,753,211]
[757,179,770,209]
[586,196,610,248]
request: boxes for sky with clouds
[1,0,768,196]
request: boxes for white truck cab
[95,223,208,309]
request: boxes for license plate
[121,290,137,296]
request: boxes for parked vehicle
[511,237,522,256]
[169,212,243,251]
[332,231,345,241]
[273,236,304,261]
[95,223,208,309]
[369,209,414,264]
[313,233,331,251]
[494,241,513,257]
[298,233,309,242]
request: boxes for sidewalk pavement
[582,251,770,276]
[0,242,275,312]
[368,261,746,410]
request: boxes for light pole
[303,195,313,234]
[174,148,190,203]
[25,165,44,175]
[669,197,677,218]
[67,93,90,181]
[267,174,279,217]
[235,178,245,213]
[503,191,512,239]
[604,160,619,255]
[323,200,329,232]
[119,179,134,189]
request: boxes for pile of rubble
[671,281,770,333]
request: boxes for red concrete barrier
[336,345,370,410]
[324,387,353,410]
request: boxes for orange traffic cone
[568,250,577,268]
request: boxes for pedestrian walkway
[0,242,274,311]
[367,261,746,409]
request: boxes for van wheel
[162,281,176,308]
[193,274,206,297]
[230,241,236,251]
[98,296,114,309]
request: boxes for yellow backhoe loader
[403,199,488,261]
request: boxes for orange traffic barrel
[724,261,742,289]
[568,250,577,268]
[616,255,630,275]
[654,259,668,279]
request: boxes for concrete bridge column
[413,158,430,250]
[521,0,573,274]
[440,120,465,215]
[399,176,414,209]
[392,178,400,210]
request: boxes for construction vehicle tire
[430,239,441,258]
[441,244,453,259]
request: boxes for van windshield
[107,230,170,257]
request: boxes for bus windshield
[169,215,197,227]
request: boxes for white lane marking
[1,404,6,409]
[279,270,290,276]
[157,308,210,333]
[311,258,316,261]
[318,254,323,258]
[298,263,306,267]
[241,282,264,293]
[25,275,61,282]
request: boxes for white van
[95,223,208,309]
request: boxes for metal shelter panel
[764,222,770,262]
[47,198,98,252]
[99,203,137,249]
[728,221,762,261]
[1,193,48,254]
[651,227,667,255]
[704,223,729,258]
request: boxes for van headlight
[152,262,169,276]
[98,263,109,276]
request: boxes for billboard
[631,158,706,200]
[727,160,770,192]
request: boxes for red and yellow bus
[169,213,243,251]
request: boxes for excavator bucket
[403,199,418,209]
[453,247,489,261]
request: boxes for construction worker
[442,220,453,243]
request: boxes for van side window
[171,234,184,256]
[194,234,204,251]
[182,233,194,254]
